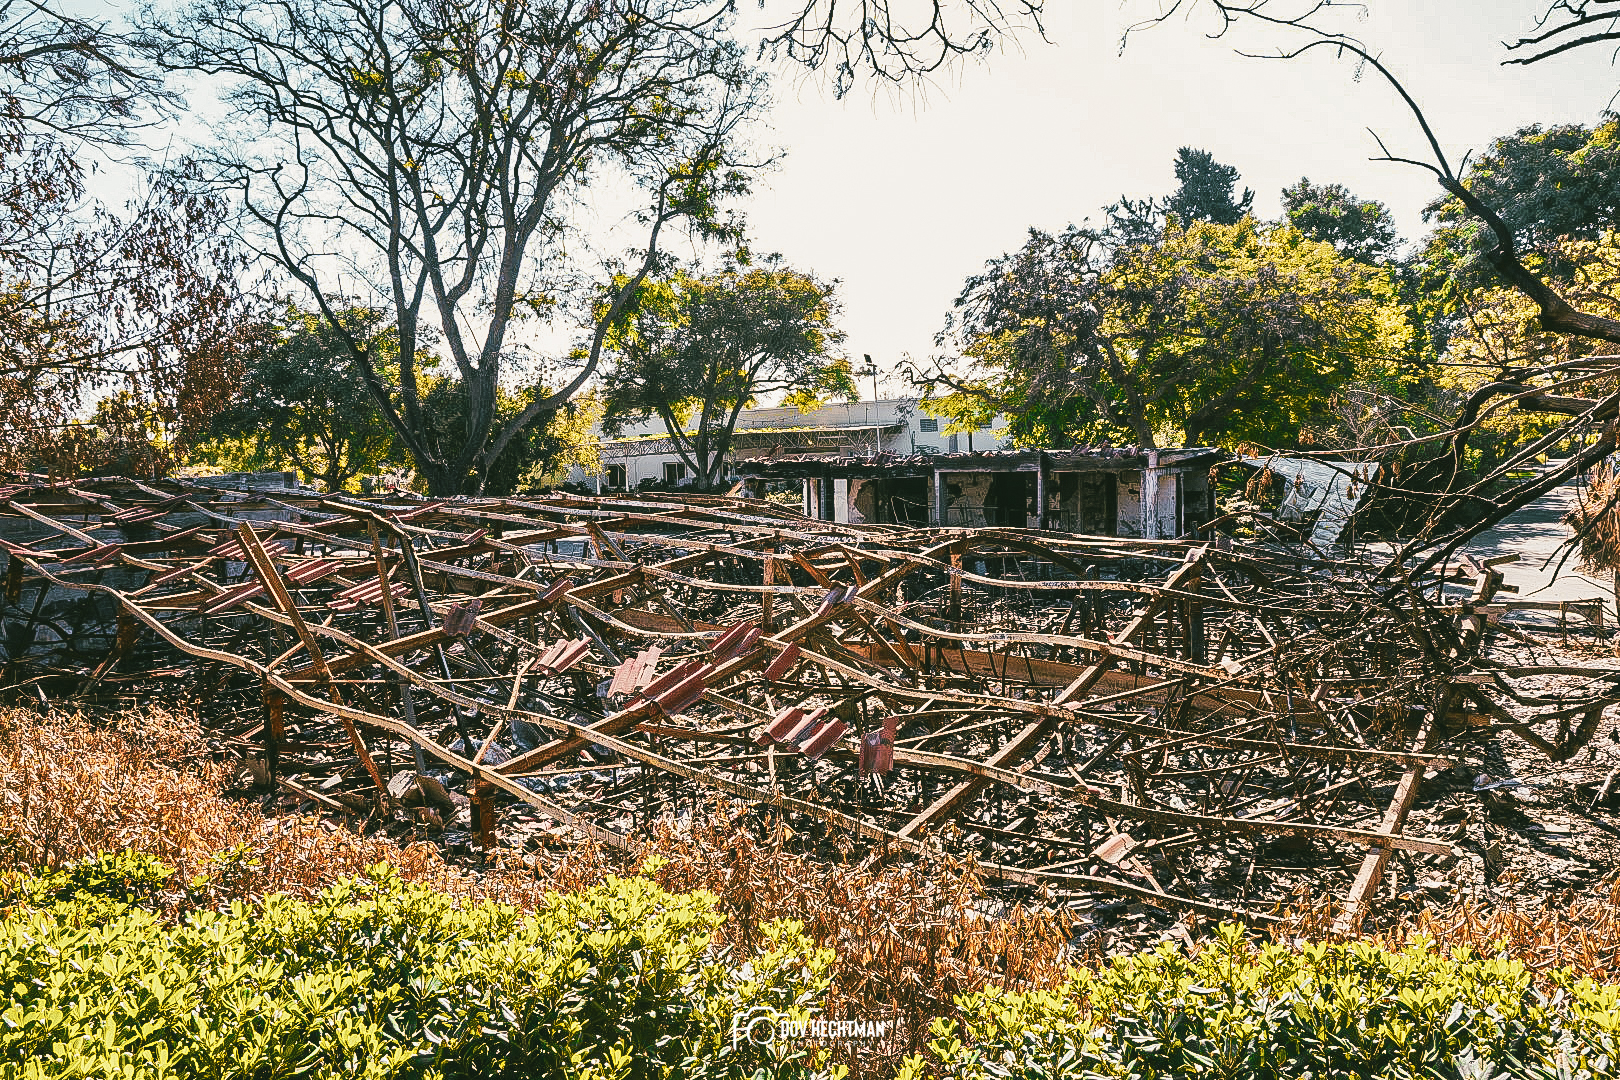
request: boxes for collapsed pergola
[0,477,1596,933]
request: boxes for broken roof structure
[0,476,1595,934]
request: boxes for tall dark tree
[1163,147,1253,225]
[142,0,768,496]
[602,263,852,489]
[1282,178,1400,263]
[1103,146,1253,245]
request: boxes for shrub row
[904,924,1620,1080]
[0,854,833,1080]
[7,853,1620,1079]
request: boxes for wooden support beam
[894,547,1208,840]
[1333,567,1498,936]
[897,716,1053,838]
[238,522,389,805]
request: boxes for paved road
[1457,480,1615,625]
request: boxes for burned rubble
[2,476,1617,936]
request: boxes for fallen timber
[0,477,1590,931]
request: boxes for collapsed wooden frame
[0,476,1584,932]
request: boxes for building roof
[599,423,906,461]
[737,446,1225,478]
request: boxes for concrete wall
[592,452,693,490]
[1149,469,1181,540]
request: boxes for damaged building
[739,446,1223,539]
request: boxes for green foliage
[1281,178,1401,264]
[0,861,835,1080]
[414,375,597,497]
[923,218,1407,451]
[1163,147,1254,228]
[18,851,178,923]
[1420,116,1620,311]
[198,306,400,492]
[910,925,1620,1080]
[602,262,850,489]
[1104,148,1254,246]
[1429,118,1620,259]
[1424,232,1620,478]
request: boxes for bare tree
[0,0,173,141]
[0,2,247,474]
[755,0,1046,95]
[1505,0,1620,67]
[141,0,769,495]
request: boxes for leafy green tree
[415,376,600,496]
[201,308,399,492]
[1423,117,1620,290]
[1281,178,1401,264]
[602,263,853,489]
[917,218,1408,450]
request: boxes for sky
[727,1,1620,397]
[78,0,1620,402]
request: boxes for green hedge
[10,854,1620,1080]
[904,924,1620,1080]
[0,853,835,1080]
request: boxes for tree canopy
[141,0,768,495]
[1282,178,1401,264]
[917,217,1408,451]
[1423,116,1620,289]
[203,308,401,494]
[602,263,852,489]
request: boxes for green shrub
[0,861,836,1080]
[905,923,1620,1080]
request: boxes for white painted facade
[573,398,1007,491]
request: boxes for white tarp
[1243,456,1379,551]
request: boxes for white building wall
[575,397,1008,489]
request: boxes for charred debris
[1,475,1615,935]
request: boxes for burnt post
[1035,453,1050,530]
[471,779,498,850]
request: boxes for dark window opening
[985,472,1032,528]
[1078,474,1117,536]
